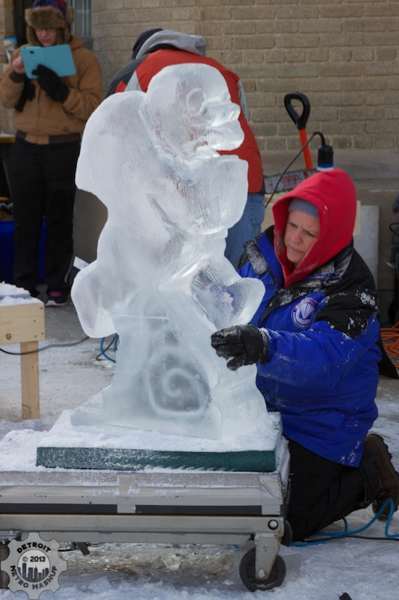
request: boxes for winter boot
[363,433,399,520]
[46,289,69,306]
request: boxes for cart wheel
[281,520,293,546]
[0,542,9,589]
[0,570,9,590]
[239,549,286,592]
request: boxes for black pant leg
[287,439,367,541]
[43,141,80,291]
[8,139,45,290]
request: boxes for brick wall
[92,0,399,159]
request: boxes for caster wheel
[281,520,293,546]
[239,549,286,592]
[0,570,9,590]
[0,543,10,589]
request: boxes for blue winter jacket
[240,230,381,467]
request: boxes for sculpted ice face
[143,65,243,157]
[72,63,270,442]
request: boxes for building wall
[0,1,397,316]
[0,0,13,41]
[92,0,399,157]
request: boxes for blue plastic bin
[0,219,47,284]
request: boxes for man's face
[283,209,320,265]
[35,28,57,46]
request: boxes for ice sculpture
[72,63,269,441]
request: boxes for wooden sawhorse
[0,301,45,419]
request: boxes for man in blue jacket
[211,168,399,541]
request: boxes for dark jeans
[225,192,265,268]
[8,138,80,292]
[287,439,380,541]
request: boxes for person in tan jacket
[0,0,102,305]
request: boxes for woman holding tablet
[0,0,102,305]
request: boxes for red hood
[272,168,357,288]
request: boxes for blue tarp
[0,219,46,283]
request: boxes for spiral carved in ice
[71,63,269,440]
[146,345,211,418]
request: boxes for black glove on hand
[33,64,69,103]
[211,325,268,371]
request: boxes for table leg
[20,341,40,419]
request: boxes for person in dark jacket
[211,168,399,541]
[107,28,265,269]
[0,0,102,304]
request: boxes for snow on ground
[0,304,398,599]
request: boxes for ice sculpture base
[36,404,283,473]
[70,391,222,441]
[37,444,281,472]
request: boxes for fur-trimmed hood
[25,6,74,44]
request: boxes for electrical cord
[1,332,119,363]
[264,131,318,211]
[95,334,118,363]
[0,336,89,356]
[381,320,399,368]
[291,498,399,547]
[344,535,399,542]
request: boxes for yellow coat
[0,36,102,144]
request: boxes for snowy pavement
[0,303,398,599]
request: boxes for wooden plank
[0,302,45,344]
[20,341,40,419]
[0,134,15,143]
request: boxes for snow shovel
[264,92,316,196]
[264,92,333,199]
[284,92,314,170]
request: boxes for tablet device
[21,44,76,79]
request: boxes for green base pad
[36,446,278,472]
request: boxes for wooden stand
[0,301,45,419]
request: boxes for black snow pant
[8,137,80,293]
[287,439,381,541]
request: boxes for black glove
[211,325,269,371]
[33,64,69,103]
